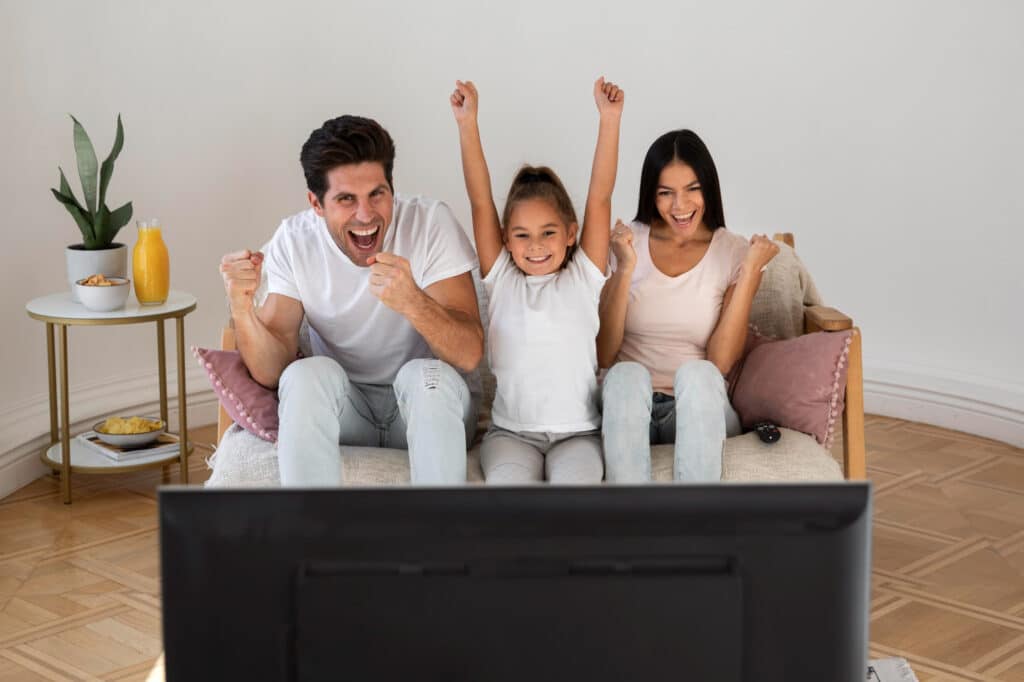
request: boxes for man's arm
[221,249,304,388]
[368,252,484,372]
[239,293,304,387]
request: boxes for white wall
[2,0,1022,493]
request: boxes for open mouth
[346,225,381,253]
[671,210,696,228]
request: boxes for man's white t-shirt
[483,248,607,433]
[262,194,477,386]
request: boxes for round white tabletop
[26,290,197,324]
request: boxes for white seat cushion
[205,425,841,487]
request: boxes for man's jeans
[601,360,741,483]
[276,356,476,486]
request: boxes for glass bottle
[133,219,170,305]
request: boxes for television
[159,483,871,681]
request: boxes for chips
[98,416,162,434]
[80,274,118,287]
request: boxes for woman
[598,129,779,482]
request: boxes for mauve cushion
[192,346,278,442]
[730,330,854,447]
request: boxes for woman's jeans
[276,356,476,486]
[601,361,741,482]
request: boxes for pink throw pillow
[192,346,279,442]
[730,330,854,448]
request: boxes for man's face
[309,162,394,267]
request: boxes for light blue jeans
[601,361,741,483]
[276,356,475,486]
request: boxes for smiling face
[504,198,577,276]
[653,161,708,238]
[308,162,394,267]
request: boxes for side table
[26,290,198,504]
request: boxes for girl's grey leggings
[480,426,604,484]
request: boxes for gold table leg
[157,320,170,481]
[176,316,189,484]
[58,325,71,504]
[46,324,57,446]
[157,320,168,425]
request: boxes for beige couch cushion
[205,425,841,487]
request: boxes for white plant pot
[65,243,128,302]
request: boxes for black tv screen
[159,483,871,681]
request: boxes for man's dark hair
[300,115,396,203]
[634,129,725,231]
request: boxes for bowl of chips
[75,274,130,312]
[93,416,165,448]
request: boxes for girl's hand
[610,220,637,272]
[450,80,479,125]
[743,234,780,275]
[594,77,624,118]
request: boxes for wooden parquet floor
[0,416,1021,681]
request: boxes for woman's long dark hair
[634,129,725,231]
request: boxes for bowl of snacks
[93,416,165,448]
[75,274,130,312]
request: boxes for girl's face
[504,198,577,276]
[654,161,707,237]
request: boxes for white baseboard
[864,364,1024,448]
[0,369,220,500]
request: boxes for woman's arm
[451,80,503,277]
[580,78,624,273]
[596,220,636,368]
[706,234,780,374]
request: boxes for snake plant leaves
[93,201,133,246]
[51,188,97,246]
[98,114,124,212]
[106,201,133,235]
[53,115,131,250]
[71,115,99,215]
[53,166,95,244]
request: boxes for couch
[204,233,864,487]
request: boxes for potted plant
[50,114,133,301]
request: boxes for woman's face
[654,161,706,236]
[504,198,576,276]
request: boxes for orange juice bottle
[133,219,170,305]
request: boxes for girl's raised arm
[451,80,503,277]
[580,77,624,273]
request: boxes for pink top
[614,223,749,395]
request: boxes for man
[220,115,483,485]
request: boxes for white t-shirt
[483,248,607,433]
[263,194,477,385]
[613,223,749,394]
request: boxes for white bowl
[93,418,165,448]
[75,276,130,312]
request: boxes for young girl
[450,78,623,484]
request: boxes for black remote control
[753,421,781,444]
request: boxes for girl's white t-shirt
[614,223,749,395]
[483,248,607,433]
[263,194,477,386]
